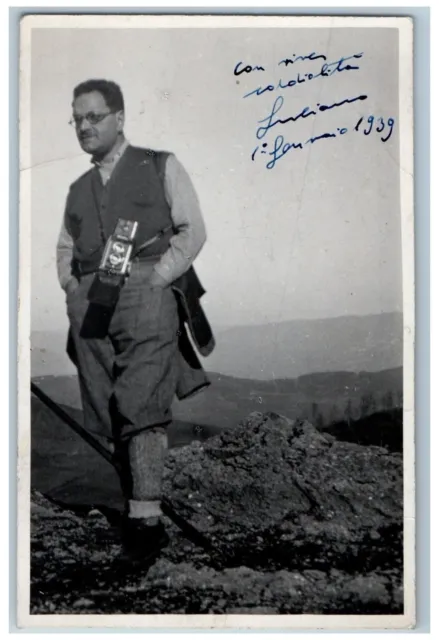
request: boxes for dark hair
[72,79,125,112]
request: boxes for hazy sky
[29,25,402,335]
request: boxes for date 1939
[354,115,395,142]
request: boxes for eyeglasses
[69,111,113,128]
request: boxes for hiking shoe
[119,518,169,566]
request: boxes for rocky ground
[30,411,403,615]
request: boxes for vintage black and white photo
[18,14,414,629]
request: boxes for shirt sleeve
[153,154,207,284]
[56,214,76,292]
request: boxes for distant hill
[323,409,403,453]
[32,366,403,435]
[208,312,403,380]
[31,312,403,380]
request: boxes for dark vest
[65,145,215,400]
[65,146,174,273]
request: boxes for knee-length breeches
[66,262,180,442]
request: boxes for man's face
[72,91,124,157]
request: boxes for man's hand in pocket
[65,277,80,296]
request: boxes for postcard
[18,14,414,630]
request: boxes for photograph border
[13,8,425,631]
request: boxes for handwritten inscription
[255,94,368,140]
[234,61,265,75]
[243,53,364,99]
[278,51,327,66]
[354,115,395,142]
[234,51,396,170]
[252,115,395,170]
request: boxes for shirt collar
[91,139,129,168]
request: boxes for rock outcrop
[164,412,403,572]
[30,411,403,615]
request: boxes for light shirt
[92,137,130,185]
[56,143,206,290]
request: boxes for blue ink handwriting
[256,94,368,140]
[243,53,363,99]
[234,61,265,75]
[354,115,395,142]
[251,114,395,169]
[278,51,327,66]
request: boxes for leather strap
[131,223,173,258]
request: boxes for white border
[17,13,415,631]
[20,13,411,30]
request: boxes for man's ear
[116,110,125,132]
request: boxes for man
[56,79,212,565]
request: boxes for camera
[87,219,138,307]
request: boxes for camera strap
[130,150,173,259]
[132,223,173,259]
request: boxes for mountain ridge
[32,311,403,380]
[32,366,403,435]
[214,310,402,332]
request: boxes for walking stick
[30,381,212,549]
[30,382,114,467]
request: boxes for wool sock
[127,427,168,522]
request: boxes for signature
[256,94,368,140]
